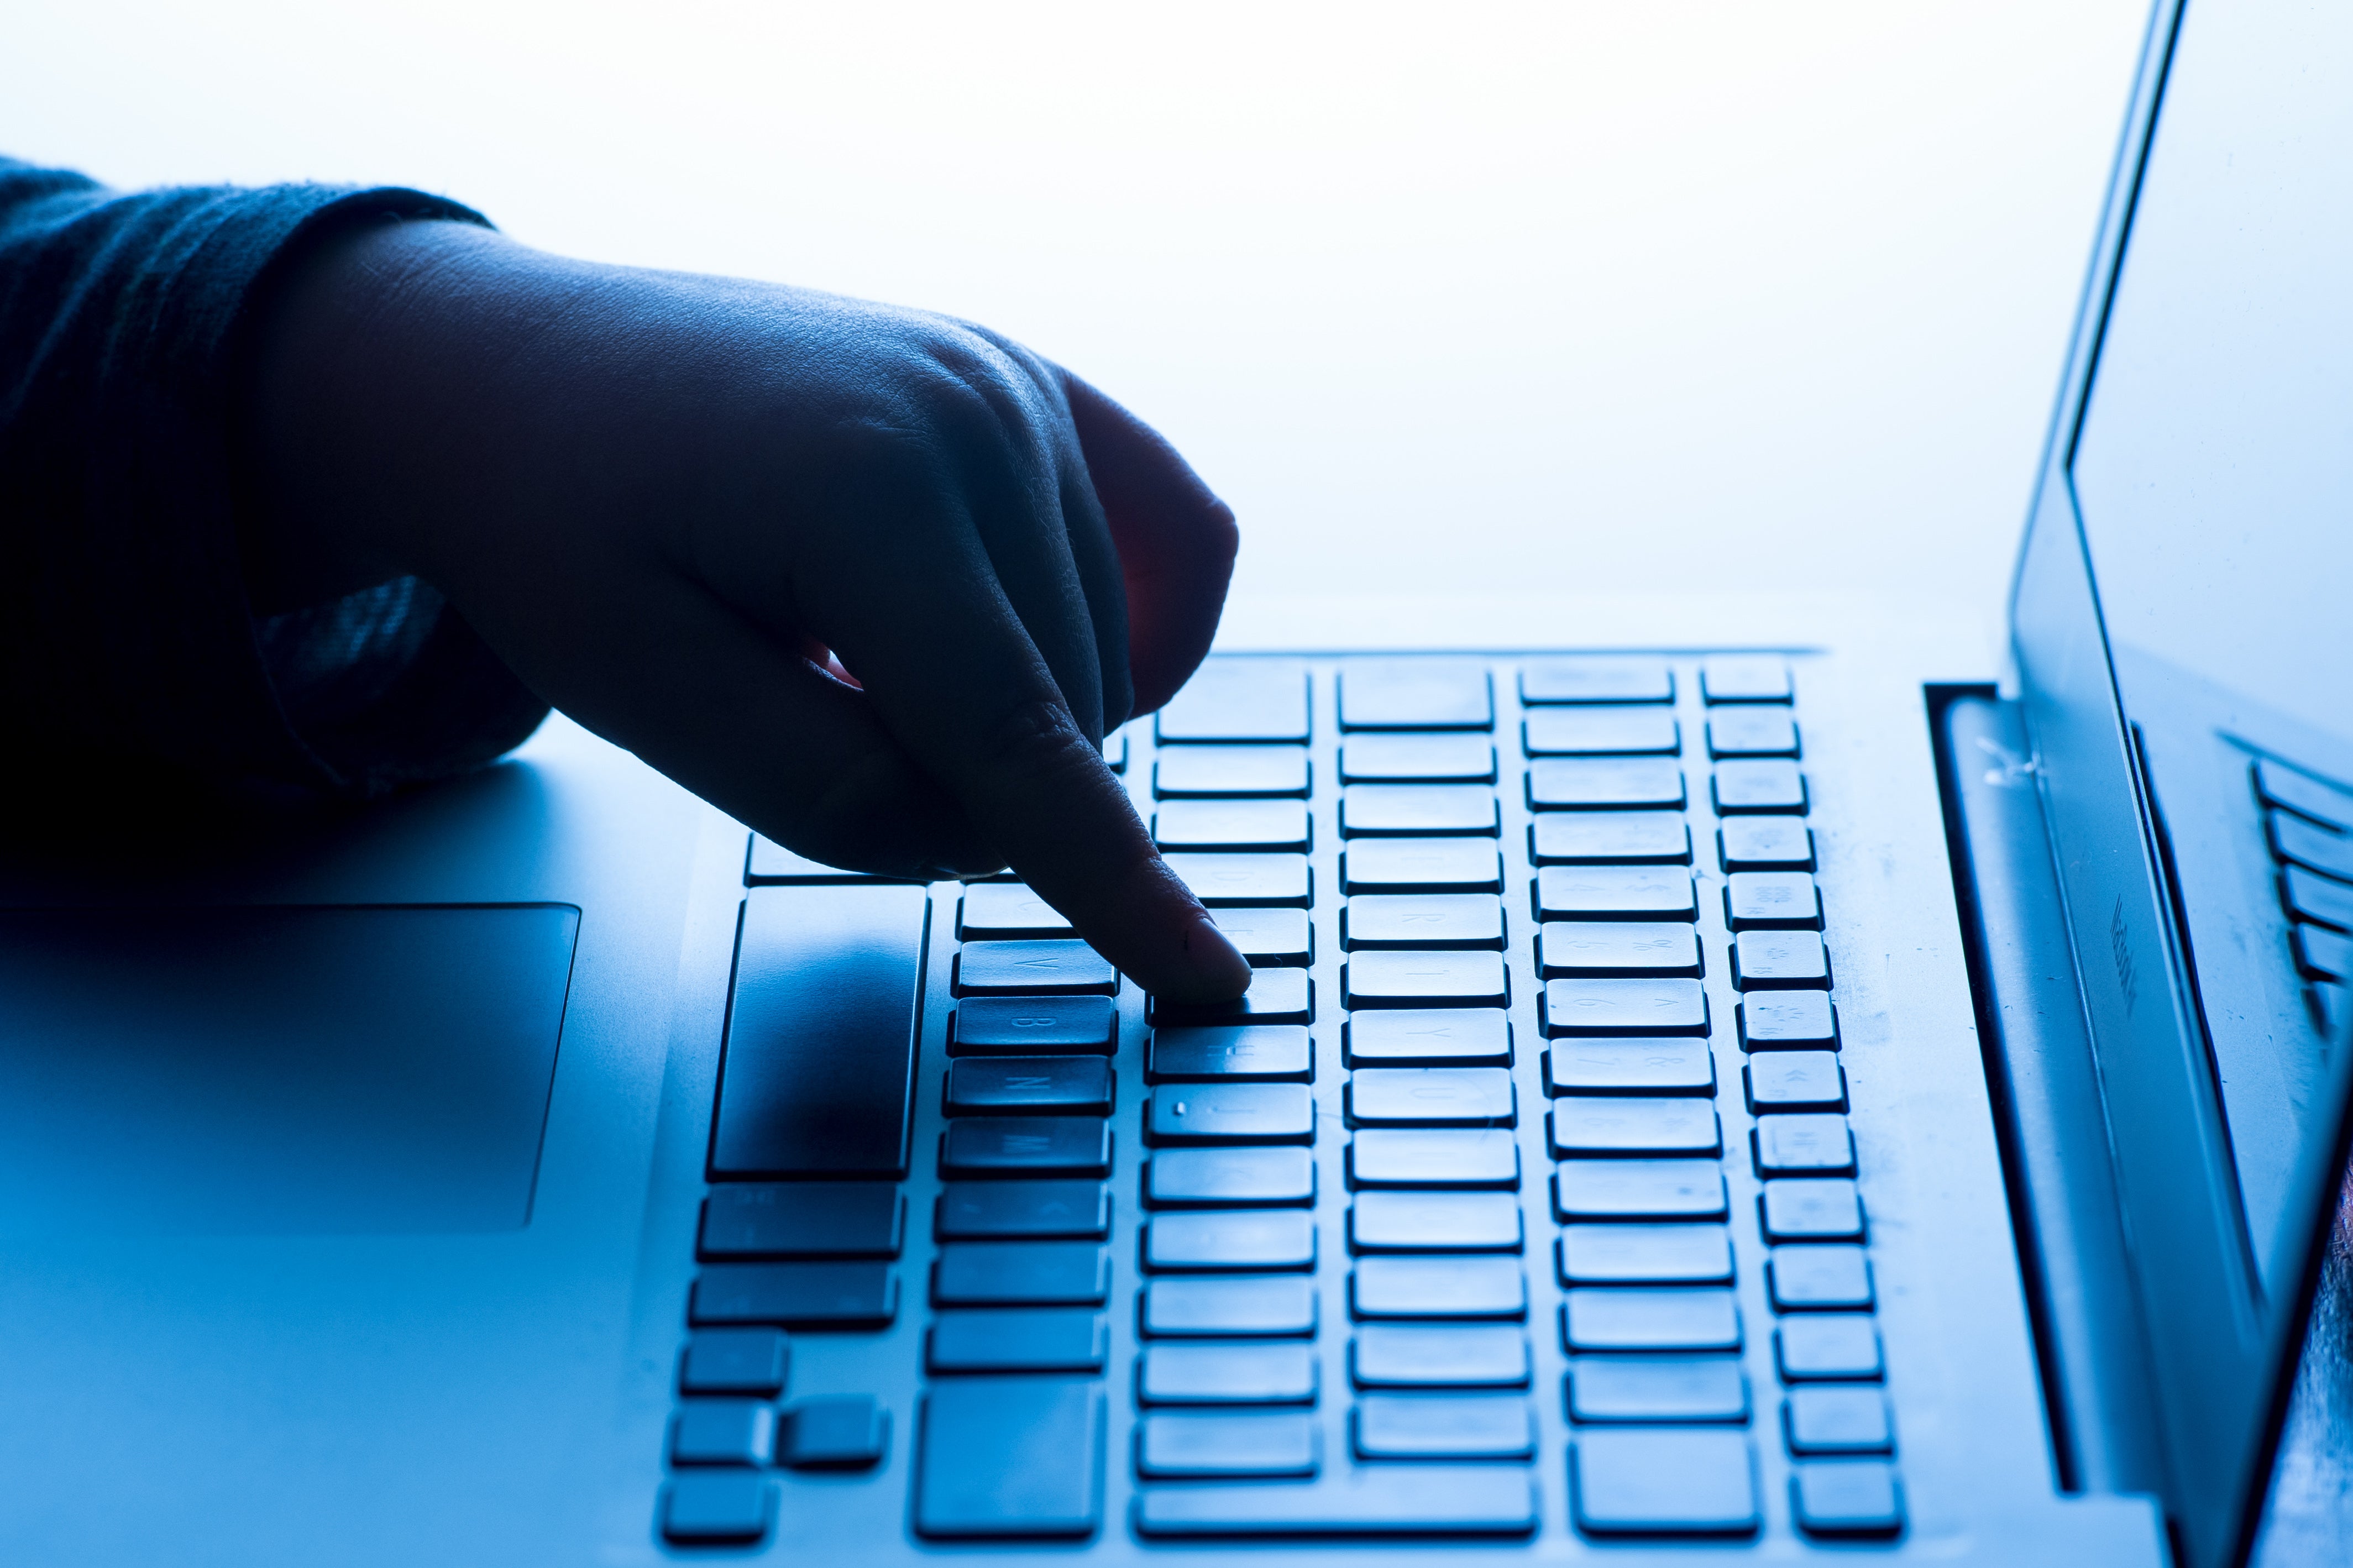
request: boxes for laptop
[3,0,2350,1561]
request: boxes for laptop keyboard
[658,653,1905,1549]
[2257,756,2353,1039]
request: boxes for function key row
[1155,655,1797,744]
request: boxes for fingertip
[1159,914,1254,1004]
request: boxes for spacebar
[711,884,931,1178]
[1134,1467,1538,1538]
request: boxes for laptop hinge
[1935,690,2169,1499]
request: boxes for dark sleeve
[0,156,551,802]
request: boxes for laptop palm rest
[0,904,578,1235]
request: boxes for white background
[3,0,2150,645]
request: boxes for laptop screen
[2013,1,2353,1561]
[2070,0,2353,1294]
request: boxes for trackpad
[0,905,579,1235]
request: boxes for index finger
[811,501,1250,1003]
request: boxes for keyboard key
[1548,1099,1721,1157]
[929,1308,1108,1373]
[779,1394,889,1468]
[714,886,929,1179]
[1143,1276,1318,1337]
[2312,980,2351,1038]
[1355,1394,1535,1459]
[959,883,1074,940]
[1157,661,1309,743]
[2284,864,2353,930]
[915,1377,1104,1538]
[672,1400,777,1465]
[1528,758,1685,810]
[1708,710,1799,757]
[1793,1460,1905,1536]
[1532,811,1692,865]
[1534,866,1697,921]
[955,940,1118,996]
[662,1474,774,1544]
[1346,1067,1516,1126]
[691,1262,899,1329]
[1339,733,1497,783]
[1538,922,1701,978]
[1785,1388,1894,1455]
[1569,1356,1749,1423]
[1208,908,1314,967]
[1543,1039,1715,1097]
[1155,745,1310,799]
[1745,1053,1847,1113]
[1147,1083,1316,1145]
[932,1242,1109,1305]
[1339,785,1500,837]
[681,1328,789,1396]
[1146,1147,1318,1207]
[1349,1128,1520,1188]
[1149,966,1313,1026]
[1104,728,1129,773]
[1155,799,1313,853]
[940,1116,1112,1176]
[1140,1342,1319,1405]
[1339,663,1493,730]
[1564,1287,1741,1351]
[1553,1160,1728,1221]
[1352,1255,1528,1320]
[1753,1114,1857,1176]
[1761,1179,1865,1241]
[1135,1466,1538,1538]
[1149,1024,1312,1082]
[699,1182,904,1259]
[1343,894,1504,950]
[950,995,1117,1055]
[2256,758,2353,831]
[1701,656,1791,704]
[1713,761,1807,813]
[1164,852,1312,907]
[1146,1212,1318,1271]
[1778,1315,1883,1381]
[1732,929,1829,988]
[1558,1224,1734,1284]
[1520,657,1673,705]
[1523,708,1680,757]
[1573,1428,1760,1535]
[2297,922,2353,980]
[745,835,888,884]
[1352,1325,1531,1388]
[945,1056,1115,1116]
[1350,1191,1524,1253]
[1139,1412,1320,1478]
[1768,1245,1875,1310]
[1719,817,1815,871]
[1739,992,1838,1050]
[1343,839,1503,894]
[1544,978,1709,1036]
[1725,872,1821,930]
[1345,1008,1513,1067]
[936,1180,1110,1240]
[2277,811,2353,884]
[1344,951,1509,1009]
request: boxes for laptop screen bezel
[2009,2,2353,1564]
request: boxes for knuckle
[973,698,1105,789]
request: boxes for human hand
[251,219,1250,1000]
